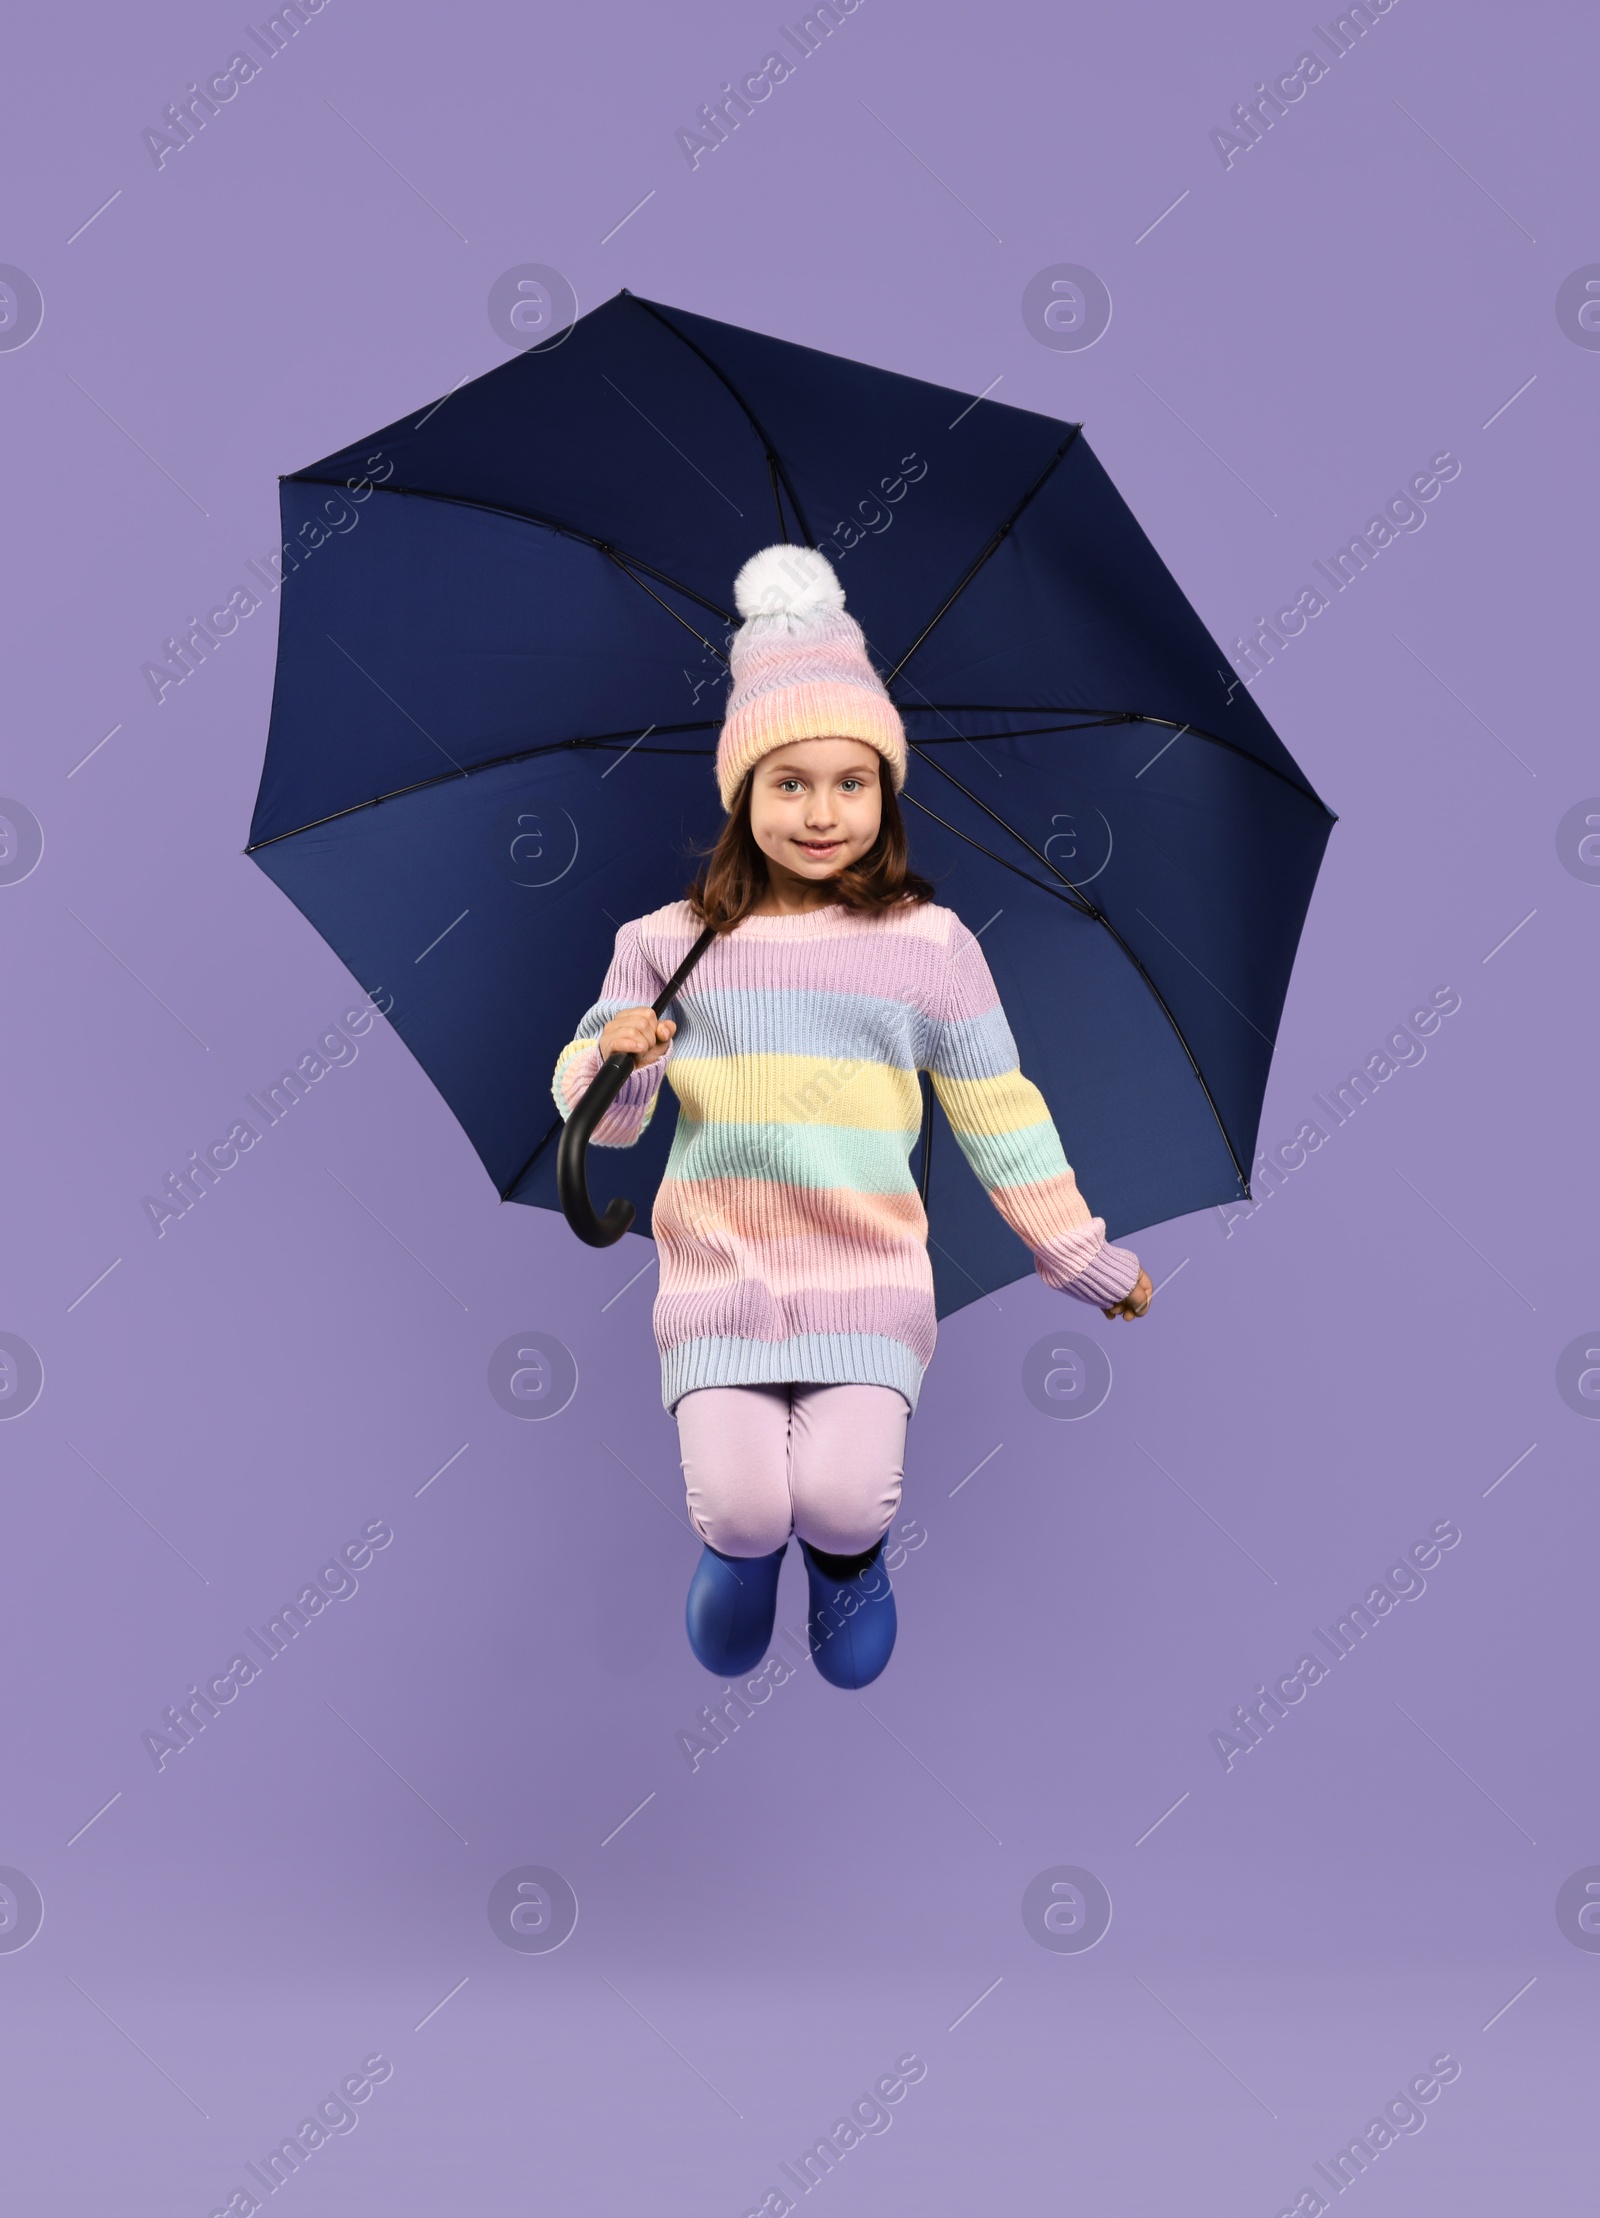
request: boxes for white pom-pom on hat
[716,538,906,811]
[732,543,846,622]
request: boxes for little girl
[553,547,1152,1690]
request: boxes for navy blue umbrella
[246,290,1334,1315]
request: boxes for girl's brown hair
[687,767,934,933]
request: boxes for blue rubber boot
[799,1538,897,1689]
[685,1542,787,1677]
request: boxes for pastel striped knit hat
[715,544,906,811]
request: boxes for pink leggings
[675,1382,908,1558]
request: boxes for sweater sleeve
[551,919,672,1148]
[926,915,1143,1306]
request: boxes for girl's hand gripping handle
[557,927,713,1250]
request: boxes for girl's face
[747,738,884,888]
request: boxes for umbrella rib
[502,1112,565,1199]
[902,770,1253,1198]
[904,704,1330,811]
[901,790,1092,912]
[243,723,720,852]
[622,292,816,545]
[908,746,1289,1070]
[884,429,1081,686]
[600,548,729,664]
[246,705,1322,855]
[910,739,1109,908]
[285,473,736,628]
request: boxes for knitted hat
[715,545,906,811]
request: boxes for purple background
[3,2,1595,2211]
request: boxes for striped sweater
[553,899,1141,1412]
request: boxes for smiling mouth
[794,839,843,858]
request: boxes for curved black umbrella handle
[557,1051,642,1246]
[556,925,717,1249]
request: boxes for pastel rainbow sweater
[553,899,1141,1413]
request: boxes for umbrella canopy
[246,290,1334,1315]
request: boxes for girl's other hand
[599,1008,676,1067]
[1102,1268,1153,1321]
